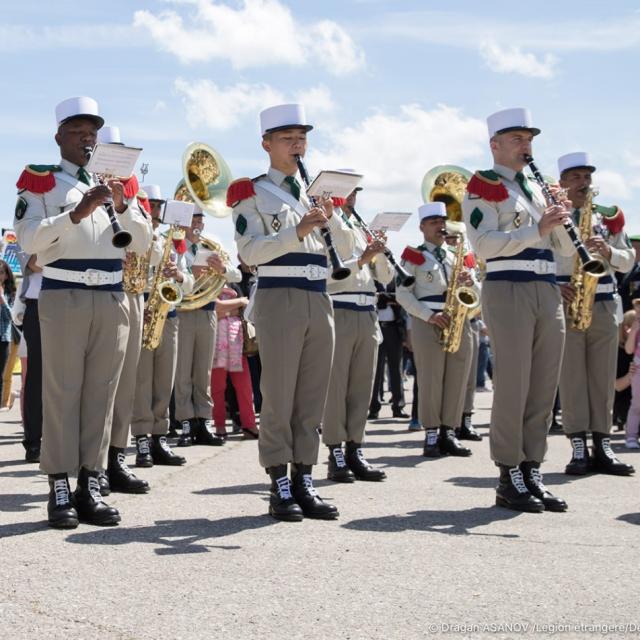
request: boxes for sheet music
[368,212,412,232]
[85,143,143,178]
[306,170,363,198]
[163,200,194,226]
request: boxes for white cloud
[595,170,633,201]
[479,42,557,79]
[295,85,336,116]
[308,104,487,253]
[134,0,365,75]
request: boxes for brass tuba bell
[422,165,472,234]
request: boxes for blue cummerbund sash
[556,274,615,302]
[257,253,328,293]
[418,294,446,311]
[42,259,123,292]
[485,248,556,283]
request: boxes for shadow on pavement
[364,453,442,468]
[65,515,276,555]
[617,512,640,526]
[343,506,520,538]
[0,521,47,538]
[194,482,267,496]
[0,468,41,478]
[0,492,47,512]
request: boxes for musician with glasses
[462,107,574,513]
[230,103,353,522]
[554,152,635,477]
[14,97,151,529]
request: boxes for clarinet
[347,207,415,287]
[524,154,606,277]
[294,155,351,281]
[83,146,132,249]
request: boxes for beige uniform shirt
[232,167,353,267]
[15,158,152,263]
[462,163,575,261]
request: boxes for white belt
[486,259,556,275]
[258,264,328,281]
[426,302,445,311]
[331,293,376,306]
[597,282,616,294]
[43,266,123,286]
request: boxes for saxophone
[568,188,602,331]
[123,251,151,295]
[142,226,184,350]
[441,235,480,353]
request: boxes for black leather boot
[520,461,567,512]
[495,464,544,513]
[592,432,635,476]
[438,426,472,457]
[75,467,121,526]
[327,444,355,483]
[151,435,186,466]
[107,447,150,494]
[176,419,195,447]
[565,432,590,475]
[98,471,111,496]
[267,465,303,522]
[135,436,154,468]
[345,442,386,481]
[456,412,482,441]
[291,464,339,520]
[422,428,440,457]
[193,419,225,446]
[47,474,79,529]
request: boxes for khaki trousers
[464,319,480,414]
[254,288,334,468]
[559,300,617,435]
[132,316,179,436]
[482,281,565,466]
[412,317,473,428]
[322,309,378,445]
[175,309,216,421]
[39,289,129,474]
[110,292,144,448]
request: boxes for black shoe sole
[543,502,568,512]
[440,450,473,457]
[268,507,304,522]
[300,510,339,520]
[495,496,544,513]
[48,518,79,529]
[77,514,121,526]
[153,458,186,466]
[327,473,356,483]
[135,460,154,468]
[352,474,387,482]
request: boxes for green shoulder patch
[235,214,248,236]
[15,195,28,220]
[477,169,501,182]
[470,207,483,229]
[27,164,62,173]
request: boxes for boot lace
[158,436,172,453]
[203,420,215,434]
[87,476,104,502]
[116,452,135,477]
[463,414,472,430]
[332,447,347,468]
[530,468,547,491]
[571,437,586,460]
[425,429,438,446]
[302,474,318,497]
[137,437,150,455]
[181,420,191,435]
[599,438,617,461]
[275,476,293,500]
[53,479,70,507]
[509,467,528,494]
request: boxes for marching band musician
[175,209,241,447]
[322,184,392,483]
[131,185,193,467]
[555,152,635,477]
[14,97,152,528]
[462,107,573,513]
[396,202,479,459]
[98,125,154,495]
[230,103,353,521]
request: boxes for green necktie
[434,246,446,261]
[515,172,533,202]
[191,243,198,256]
[77,167,91,186]
[284,175,301,201]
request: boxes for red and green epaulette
[226,177,256,207]
[401,246,426,266]
[595,204,625,235]
[466,170,509,202]
[121,174,140,200]
[16,164,62,194]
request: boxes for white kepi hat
[487,107,540,138]
[143,184,163,201]
[98,125,122,145]
[557,151,596,175]
[55,96,104,129]
[260,103,313,136]
[418,202,447,221]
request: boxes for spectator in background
[614,310,636,433]
[0,259,16,411]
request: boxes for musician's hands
[456,271,474,287]
[585,237,612,261]
[162,261,184,283]
[318,196,334,219]
[428,312,450,330]
[107,180,126,213]
[538,204,570,237]
[296,207,328,240]
[559,283,576,305]
[358,240,385,268]
[206,253,226,275]
[71,185,113,222]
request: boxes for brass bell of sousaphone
[422,164,472,236]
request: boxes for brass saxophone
[142,226,184,350]
[441,235,480,353]
[123,251,151,295]
[568,187,603,331]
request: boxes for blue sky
[3,0,640,253]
